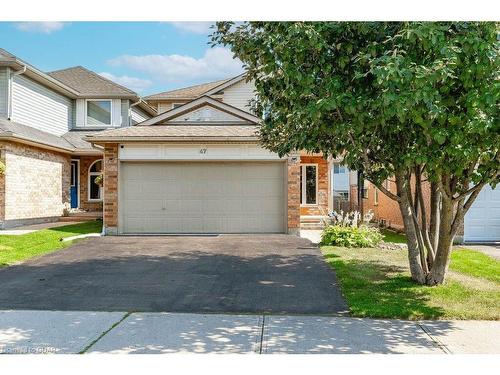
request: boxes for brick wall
[287,155,301,235]
[0,141,70,228]
[299,155,329,216]
[103,143,118,235]
[78,155,104,212]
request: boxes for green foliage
[94,174,103,186]
[321,225,383,247]
[0,160,5,176]
[212,21,499,191]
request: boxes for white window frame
[85,99,113,127]
[300,164,318,206]
[88,159,103,202]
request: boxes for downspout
[8,65,27,120]
[129,98,143,126]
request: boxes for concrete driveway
[0,235,347,314]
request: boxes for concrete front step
[59,212,102,222]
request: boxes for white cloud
[98,72,152,93]
[169,22,214,35]
[107,47,244,84]
[15,22,66,34]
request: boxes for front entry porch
[69,155,103,216]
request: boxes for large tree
[212,22,499,285]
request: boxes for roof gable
[139,96,260,126]
[144,78,232,101]
[48,66,137,97]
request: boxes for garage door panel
[464,184,500,242]
[121,162,285,234]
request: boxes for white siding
[131,106,150,125]
[11,74,73,136]
[0,67,8,118]
[121,100,129,126]
[166,105,246,123]
[157,102,170,114]
[222,80,256,112]
[119,144,282,161]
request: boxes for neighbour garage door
[120,162,286,234]
[464,184,500,242]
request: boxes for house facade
[0,49,336,234]
[1,47,497,242]
[0,48,155,229]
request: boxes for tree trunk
[396,173,426,284]
[426,196,454,285]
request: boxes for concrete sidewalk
[0,310,498,354]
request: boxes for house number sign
[199,148,207,154]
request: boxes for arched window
[88,159,103,201]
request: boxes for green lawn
[381,229,407,243]
[322,245,500,320]
[0,221,102,267]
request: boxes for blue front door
[70,160,79,208]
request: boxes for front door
[70,160,79,209]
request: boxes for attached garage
[120,161,286,234]
[85,96,301,236]
[464,184,500,242]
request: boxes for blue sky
[0,22,244,95]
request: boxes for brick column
[287,154,301,235]
[103,143,118,235]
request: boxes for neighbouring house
[358,178,500,243]
[0,48,156,228]
[0,47,497,242]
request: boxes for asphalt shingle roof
[0,118,74,151]
[144,78,232,101]
[85,124,259,140]
[48,66,136,96]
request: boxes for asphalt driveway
[0,235,347,314]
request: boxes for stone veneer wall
[0,141,70,228]
[103,143,119,235]
[78,155,104,212]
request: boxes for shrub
[321,225,383,248]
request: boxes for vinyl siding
[11,74,73,136]
[131,106,150,125]
[166,105,246,123]
[121,100,129,126]
[222,80,256,112]
[0,67,9,118]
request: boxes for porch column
[287,154,301,235]
[103,143,118,235]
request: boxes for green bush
[320,225,383,248]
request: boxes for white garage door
[120,162,286,234]
[464,184,500,242]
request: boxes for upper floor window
[87,100,112,126]
[333,163,348,174]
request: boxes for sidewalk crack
[79,312,132,354]
[418,323,452,354]
[259,314,266,354]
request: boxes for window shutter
[75,99,85,127]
